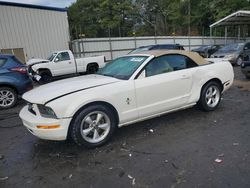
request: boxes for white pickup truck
[27,50,106,83]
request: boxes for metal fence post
[77,40,81,58]
[225,26,228,45]
[134,34,137,48]
[81,40,85,57]
[109,37,113,60]
[188,37,191,50]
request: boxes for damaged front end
[27,65,41,82]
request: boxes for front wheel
[69,105,117,148]
[39,70,52,84]
[198,81,222,112]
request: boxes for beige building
[0,1,69,63]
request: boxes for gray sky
[3,0,76,8]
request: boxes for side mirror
[244,46,248,50]
[54,58,59,62]
[137,70,146,79]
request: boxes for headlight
[210,55,214,58]
[37,104,57,119]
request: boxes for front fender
[46,80,137,124]
[31,63,50,73]
[47,91,120,119]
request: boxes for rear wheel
[198,81,222,111]
[70,105,117,148]
[87,64,98,74]
[0,87,18,109]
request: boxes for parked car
[241,61,250,79]
[191,45,223,58]
[210,42,250,66]
[129,44,184,54]
[0,54,33,109]
[19,50,234,148]
[27,50,106,83]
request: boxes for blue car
[0,54,33,109]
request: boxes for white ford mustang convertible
[20,50,234,148]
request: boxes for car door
[134,54,197,118]
[50,52,75,76]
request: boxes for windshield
[218,43,244,52]
[47,52,57,61]
[97,56,148,80]
[199,45,210,50]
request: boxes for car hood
[26,58,49,65]
[22,74,120,104]
[212,51,240,56]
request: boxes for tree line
[68,0,250,39]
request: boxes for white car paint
[19,53,234,141]
[27,50,106,77]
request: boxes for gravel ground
[0,67,250,188]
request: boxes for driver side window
[145,56,174,77]
[143,54,197,78]
[55,52,70,62]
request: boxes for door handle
[69,62,72,64]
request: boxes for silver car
[211,42,250,66]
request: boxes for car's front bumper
[19,105,72,141]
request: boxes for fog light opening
[36,125,60,129]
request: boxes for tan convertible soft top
[132,50,209,65]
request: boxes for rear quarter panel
[188,59,234,104]
[0,57,32,94]
[76,56,105,72]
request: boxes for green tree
[68,0,250,38]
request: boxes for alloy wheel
[0,90,15,108]
[205,86,220,108]
[80,111,111,143]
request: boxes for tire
[245,75,250,79]
[39,70,52,84]
[236,56,243,66]
[70,105,117,148]
[0,87,18,109]
[198,81,222,112]
[87,64,98,74]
